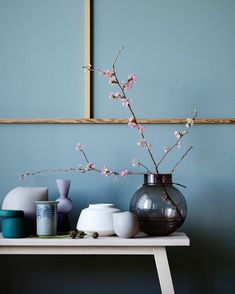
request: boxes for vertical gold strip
[84,0,91,118]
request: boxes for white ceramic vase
[2,186,48,234]
[77,203,120,236]
[113,211,139,238]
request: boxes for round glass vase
[129,174,187,236]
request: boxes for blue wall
[0,0,85,118]
[93,0,235,118]
[0,1,235,293]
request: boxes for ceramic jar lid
[0,209,24,218]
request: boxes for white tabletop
[0,232,189,247]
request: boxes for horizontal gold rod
[0,118,235,124]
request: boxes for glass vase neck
[143,174,172,185]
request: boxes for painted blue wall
[0,0,85,118]
[0,1,235,293]
[93,0,235,118]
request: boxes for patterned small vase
[35,201,58,236]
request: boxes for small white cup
[113,211,139,238]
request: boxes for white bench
[0,232,190,294]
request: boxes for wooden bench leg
[153,247,175,294]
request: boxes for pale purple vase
[56,179,72,233]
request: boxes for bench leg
[153,247,175,294]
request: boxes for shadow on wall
[169,229,235,294]
[166,178,235,294]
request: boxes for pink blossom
[86,162,96,170]
[119,169,129,177]
[186,118,194,128]
[101,166,110,176]
[137,139,151,148]
[174,131,181,139]
[99,69,116,84]
[137,139,147,148]
[128,73,137,82]
[99,69,114,78]
[108,92,114,99]
[109,77,117,84]
[120,98,130,108]
[128,117,138,128]
[163,146,170,153]
[109,92,121,100]
[122,73,137,90]
[75,143,84,151]
[138,125,145,134]
[174,130,186,139]
[132,158,140,167]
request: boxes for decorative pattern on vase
[130,174,187,236]
[56,179,72,233]
[35,201,58,236]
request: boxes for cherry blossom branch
[93,49,187,217]
[96,48,158,172]
[19,167,85,180]
[19,163,152,180]
[75,144,155,177]
[19,144,151,180]
[132,158,152,173]
[171,146,193,173]
[74,144,187,196]
[114,71,158,170]
[157,110,197,169]
[76,144,90,164]
[20,49,196,220]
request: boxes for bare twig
[171,146,193,173]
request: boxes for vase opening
[89,203,114,209]
[144,173,172,185]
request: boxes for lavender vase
[56,179,72,233]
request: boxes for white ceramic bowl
[76,203,120,236]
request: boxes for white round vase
[77,203,120,236]
[113,211,139,238]
[2,187,48,234]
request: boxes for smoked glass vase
[129,174,187,236]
